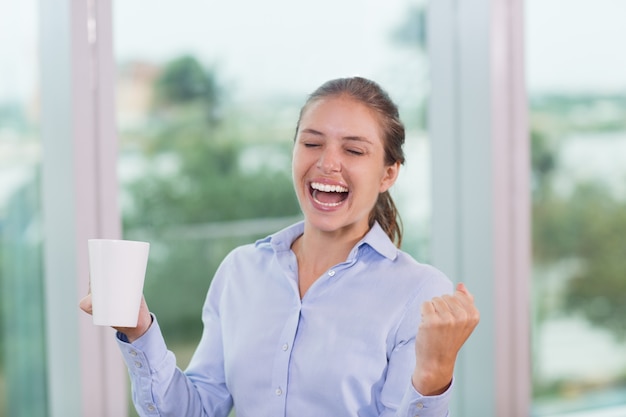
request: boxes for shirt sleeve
[116,303,233,416]
[381,267,455,417]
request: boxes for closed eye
[347,148,365,156]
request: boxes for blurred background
[1,0,625,416]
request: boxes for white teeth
[311,182,348,193]
[313,198,343,207]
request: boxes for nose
[316,146,342,173]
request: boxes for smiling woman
[112,1,434,415]
[80,75,479,417]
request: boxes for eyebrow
[300,128,373,144]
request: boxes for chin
[304,213,369,236]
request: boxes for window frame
[39,1,127,416]
[428,0,530,415]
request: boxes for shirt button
[416,402,424,409]
[275,388,283,396]
[282,343,289,351]
[147,404,156,411]
[328,270,336,276]
[129,350,138,357]
[134,361,143,368]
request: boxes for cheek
[291,155,309,196]
[292,149,315,177]
[291,156,303,182]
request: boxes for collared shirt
[117,221,454,417]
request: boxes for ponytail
[370,191,403,248]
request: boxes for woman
[81,76,479,417]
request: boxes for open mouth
[310,182,349,207]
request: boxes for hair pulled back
[295,77,406,247]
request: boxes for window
[113,1,431,414]
[527,1,626,415]
[0,1,48,415]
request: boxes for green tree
[562,183,626,340]
[121,55,300,343]
[153,55,221,125]
[530,96,626,342]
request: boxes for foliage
[121,55,300,343]
[530,100,626,341]
[0,241,4,371]
[153,55,222,126]
[561,184,626,340]
[529,93,626,133]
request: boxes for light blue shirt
[117,221,454,417]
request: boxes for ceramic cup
[88,239,150,327]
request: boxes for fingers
[422,291,466,317]
[79,293,93,315]
[421,283,480,330]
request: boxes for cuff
[115,313,172,378]
[397,378,453,417]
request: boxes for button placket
[270,306,300,416]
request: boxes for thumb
[79,293,93,315]
[455,282,476,303]
[456,282,469,295]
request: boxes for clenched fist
[412,282,480,396]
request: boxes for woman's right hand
[79,293,153,343]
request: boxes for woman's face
[292,95,399,237]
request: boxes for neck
[293,223,367,270]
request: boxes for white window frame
[428,0,530,416]
[39,1,127,416]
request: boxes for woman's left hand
[411,282,480,396]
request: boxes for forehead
[299,95,383,140]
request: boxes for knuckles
[420,294,480,331]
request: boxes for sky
[0,0,38,101]
[2,0,626,101]
[112,0,422,100]
[112,0,626,96]
[525,0,626,93]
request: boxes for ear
[379,161,400,193]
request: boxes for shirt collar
[356,221,398,261]
[256,221,398,261]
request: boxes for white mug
[88,239,150,327]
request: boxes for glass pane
[527,1,626,415]
[0,1,48,416]
[114,1,430,415]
